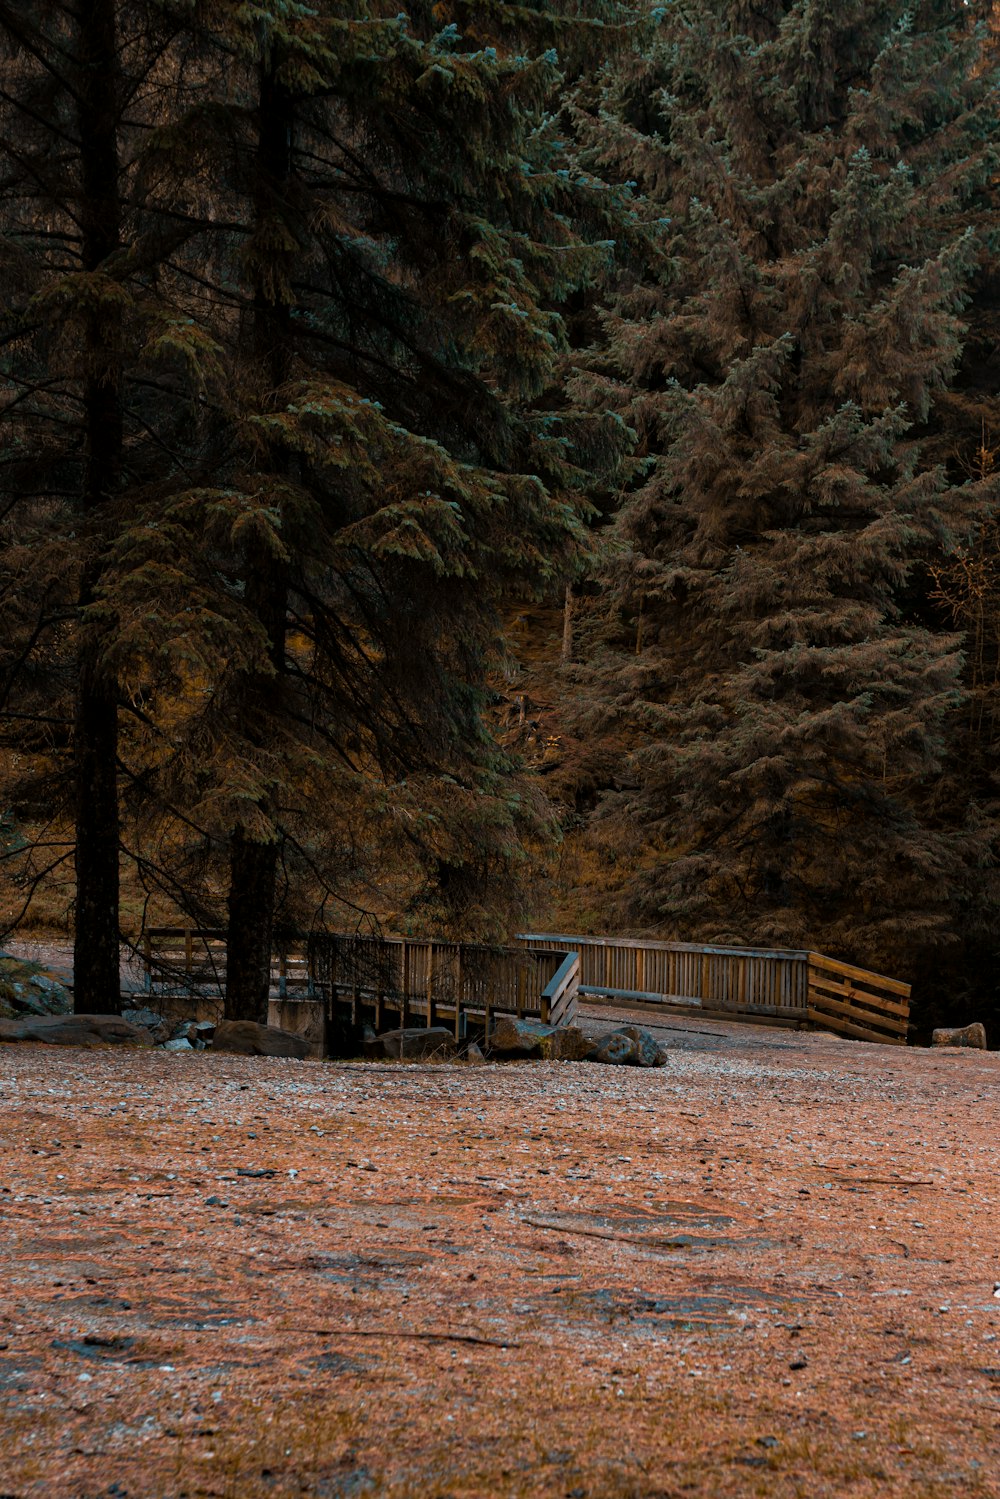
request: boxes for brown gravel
[0,1018,998,1498]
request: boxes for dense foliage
[1,0,999,1031]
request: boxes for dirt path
[0,1031,997,1497]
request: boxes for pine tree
[90,2,634,1018]
[569,0,1000,969]
[0,1,207,1004]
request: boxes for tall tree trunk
[73,0,122,1013]
[224,52,292,1022]
[561,582,575,665]
[225,828,279,1021]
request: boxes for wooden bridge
[518,933,910,1045]
[307,932,580,1040]
[139,927,909,1046]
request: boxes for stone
[613,1024,669,1067]
[162,1037,194,1052]
[489,1015,556,1056]
[548,1026,600,1062]
[0,1014,153,1047]
[931,1022,987,1049]
[591,1031,637,1065]
[212,1020,311,1059]
[361,1024,381,1061]
[0,957,72,1018]
[375,1026,456,1061]
[465,1041,486,1064]
[121,1007,169,1043]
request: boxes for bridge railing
[307,932,579,1038]
[518,932,909,1044]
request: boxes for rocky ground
[0,1014,998,1499]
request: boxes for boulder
[931,1022,987,1050]
[613,1024,669,1067]
[465,1041,486,1064]
[591,1030,637,1065]
[374,1026,456,1061]
[213,1020,311,1059]
[539,1025,599,1061]
[122,1007,170,1043]
[162,1037,195,1052]
[489,1016,556,1056]
[0,1014,153,1047]
[0,956,72,1018]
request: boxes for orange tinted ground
[0,1015,998,1499]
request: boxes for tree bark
[223,50,292,1022]
[225,828,279,1022]
[561,582,574,665]
[73,0,122,1013]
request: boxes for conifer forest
[2,0,1000,1040]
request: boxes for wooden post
[143,932,152,994]
[185,928,193,974]
[426,943,435,1028]
[278,948,287,999]
[401,942,410,1029]
[454,946,463,1041]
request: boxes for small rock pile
[362,1016,669,1066]
[489,1015,669,1066]
[121,1009,216,1051]
[0,1009,311,1058]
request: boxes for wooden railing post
[426,943,435,1028]
[401,941,410,1029]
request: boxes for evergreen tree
[0,0,203,1005]
[93,2,633,1018]
[569,0,1000,969]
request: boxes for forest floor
[0,1014,998,1499]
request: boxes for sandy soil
[0,1017,998,1499]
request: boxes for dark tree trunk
[224,53,292,1022]
[73,0,122,1013]
[225,828,279,1023]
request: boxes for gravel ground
[0,1024,998,1498]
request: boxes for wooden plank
[808,953,910,997]
[807,972,910,1018]
[579,984,702,1008]
[808,990,908,1036]
[807,1007,906,1045]
[519,933,811,961]
[580,997,802,1029]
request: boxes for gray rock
[162,1037,195,1052]
[592,1031,637,1065]
[931,1022,987,1049]
[613,1024,669,1067]
[122,1007,169,1043]
[0,957,72,1017]
[170,1020,201,1043]
[465,1041,486,1064]
[375,1026,456,1061]
[213,1019,311,1059]
[489,1015,557,1056]
[549,1025,600,1062]
[0,1014,153,1047]
[361,1023,381,1060]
